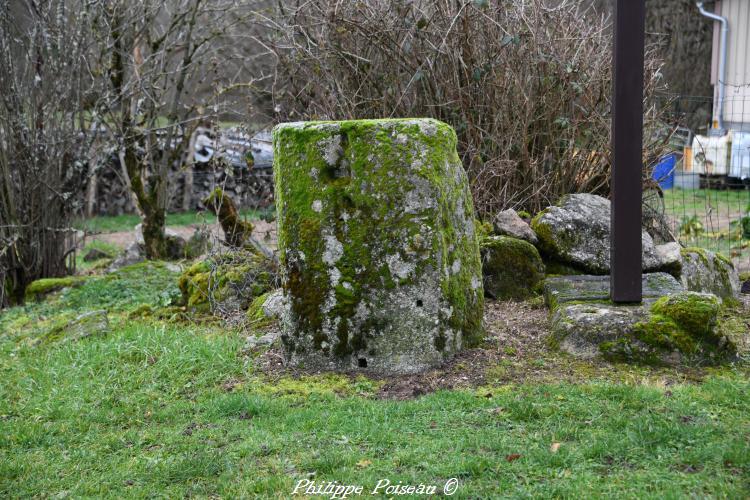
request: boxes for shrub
[266,0,668,217]
[0,1,88,306]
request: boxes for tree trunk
[182,128,198,211]
[85,168,98,217]
[121,139,168,260]
[141,201,167,259]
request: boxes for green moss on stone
[517,210,532,220]
[178,250,277,312]
[475,219,493,240]
[632,314,697,354]
[481,235,545,300]
[530,208,578,260]
[681,246,712,267]
[529,210,551,247]
[603,292,732,365]
[651,292,720,338]
[25,277,86,301]
[246,292,276,330]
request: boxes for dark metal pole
[611,0,645,303]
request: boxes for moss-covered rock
[650,291,720,337]
[273,118,484,374]
[177,250,278,313]
[680,247,740,304]
[25,276,86,302]
[246,289,285,327]
[532,194,681,275]
[603,292,733,365]
[551,291,735,365]
[481,235,544,300]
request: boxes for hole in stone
[416,299,423,307]
[358,358,368,368]
[342,194,355,210]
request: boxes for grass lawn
[663,188,748,217]
[662,188,748,241]
[73,208,272,234]
[662,187,750,271]
[1,263,749,498]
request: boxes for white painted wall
[712,0,750,130]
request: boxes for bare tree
[86,0,263,258]
[0,0,89,306]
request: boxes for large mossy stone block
[551,292,735,365]
[531,194,680,274]
[543,273,684,310]
[545,273,736,366]
[273,119,484,374]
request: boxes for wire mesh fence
[652,94,750,272]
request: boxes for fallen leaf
[505,454,522,463]
[550,442,561,453]
[356,459,372,469]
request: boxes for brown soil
[252,298,744,400]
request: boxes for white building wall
[714,0,750,130]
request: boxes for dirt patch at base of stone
[247,299,745,400]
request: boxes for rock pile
[476,193,743,366]
[478,194,741,305]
